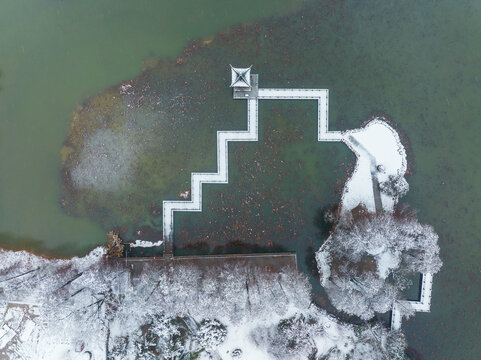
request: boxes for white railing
[391,273,433,330]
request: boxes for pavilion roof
[230,65,252,88]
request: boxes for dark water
[1,0,480,358]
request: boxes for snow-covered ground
[0,248,108,360]
[0,247,406,359]
[318,118,409,284]
[217,304,356,359]
[338,120,408,285]
[340,118,407,214]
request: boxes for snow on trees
[0,247,409,359]
[323,270,398,320]
[251,310,408,360]
[316,211,442,320]
[379,175,409,199]
[109,315,227,359]
[348,324,408,360]
[196,319,227,349]
[251,313,323,359]
[319,324,407,360]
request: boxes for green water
[0,0,305,255]
[1,0,480,359]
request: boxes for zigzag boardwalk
[162,73,341,258]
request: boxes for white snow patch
[0,325,16,349]
[341,118,407,214]
[218,316,277,360]
[129,239,163,248]
[376,251,400,279]
[315,243,331,286]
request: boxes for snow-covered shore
[340,118,407,214]
[0,247,407,359]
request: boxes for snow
[376,251,400,279]
[0,247,399,359]
[341,118,407,214]
[315,245,331,286]
[218,316,278,360]
[318,117,439,330]
[0,325,16,349]
[18,319,35,342]
[129,239,163,247]
[312,309,355,356]
[0,249,109,360]
[219,304,357,360]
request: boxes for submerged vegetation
[61,1,366,247]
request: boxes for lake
[1,0,480,359]
[0,0,305,255]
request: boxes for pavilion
[230,65,252,88]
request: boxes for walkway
[346,135,383,213]
[162,98,259,257]
[162,79,343,257]
[391,272,433,330]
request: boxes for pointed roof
[230,65,252,88]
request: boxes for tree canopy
[316,212,442,320]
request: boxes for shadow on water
[405,348,426,360]
[400,273,423,302]
[313,205,338,241]
[304,245,319,279]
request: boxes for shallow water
[1,0,480,358]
